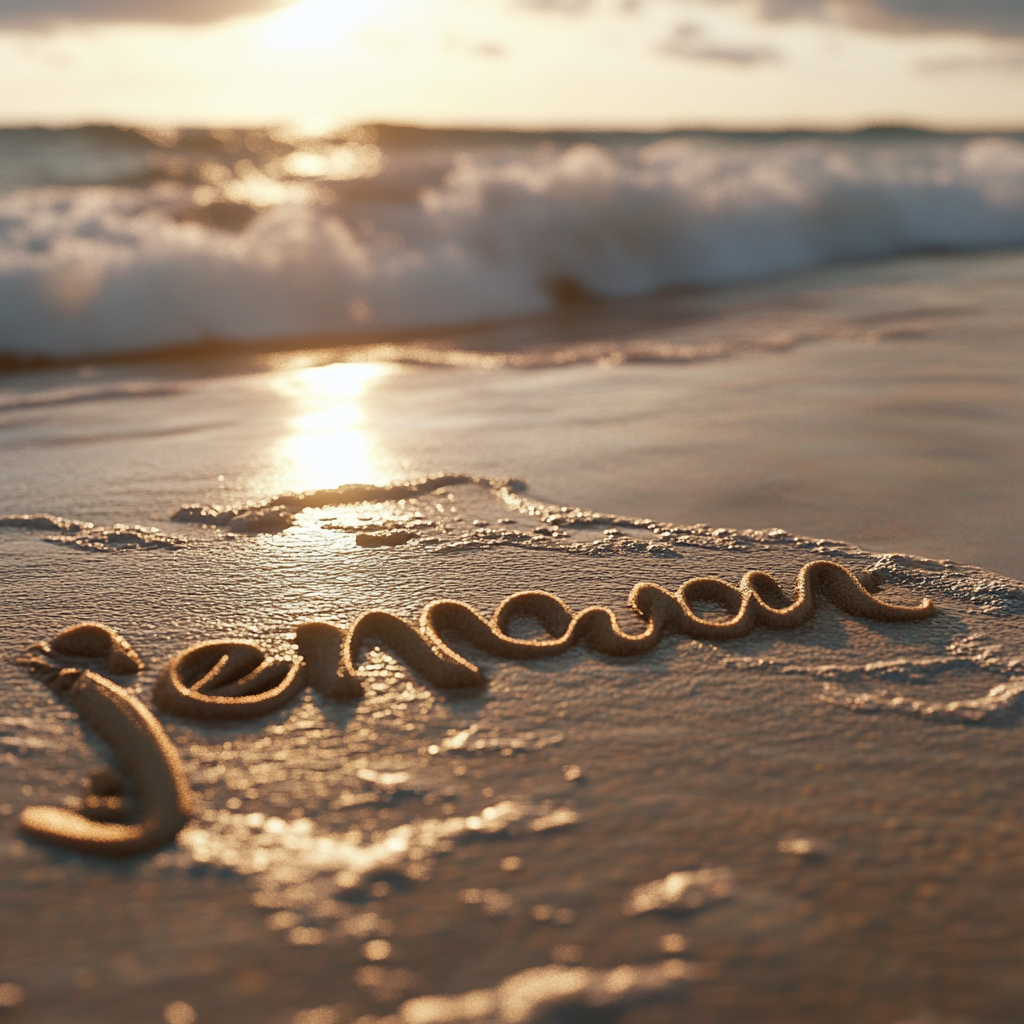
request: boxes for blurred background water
[2,124,1024,362]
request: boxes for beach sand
[2,250,1024,1023]
[4,248,1024,578]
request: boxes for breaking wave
[1,126,1024,360]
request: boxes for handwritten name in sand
[13,560,932,857]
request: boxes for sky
[0,0,1022,130]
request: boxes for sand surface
[2,475,1024,1024]
[3,249,1024,579]
[2,249,1024,1023]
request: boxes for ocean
[2,123,1024,362]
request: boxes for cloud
[10,0,1021,38]
[917,49,1024,73]
[473,41,508,57]
[514,0,1024,38]
[752,1,1024,37]
[658,22,781,64]
[515,0,595,11]
[0,0,287,28]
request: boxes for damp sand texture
[1,481,1023,1023]
[14,561,930,854]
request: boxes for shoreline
[3,246,1023,377]
[3,272,1024,580]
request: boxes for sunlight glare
[276,361,394,492]
[261,0,387,51]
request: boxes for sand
[4,249,1024,578]
[12,522,933,856]
[1,249,1024,1023]
[1,473,1023,1023]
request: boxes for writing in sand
[13,560,933,856]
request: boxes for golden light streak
[275,361,394,492]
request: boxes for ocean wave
[2,131,1024,360]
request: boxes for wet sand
[2,249,1023,579]
[2,250,1024,1023]
[1,477,1023,1023]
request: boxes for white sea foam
[2,132,1024,359]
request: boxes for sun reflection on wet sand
[273,361,396,493]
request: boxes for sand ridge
[13,561,931,856]
[153,559,934,720]
[16,669,192,857]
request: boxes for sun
[259,0,387,51]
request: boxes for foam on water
[1,127,1024,360]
